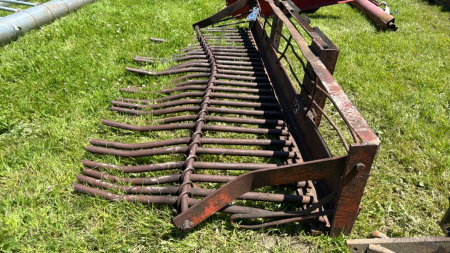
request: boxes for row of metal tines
[73,26,324,229]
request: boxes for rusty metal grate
[73,0,380,236]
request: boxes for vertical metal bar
[178,26,217,228]
[300,28,340,126]
[269,0,285,51]
[330,143,379,236]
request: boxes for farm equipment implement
[74,0,380,235]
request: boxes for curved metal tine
[87,145,296,158]
[89,137,191,149]
[101,119,287,135]
[214,80,271,88]
[217,68,267,76]
[215,56,261,62]
[111,99,202,110]
[111,105,283,117]
[314,86,360,144]
[215,73,268,82]
[134,54,207,63]
[231,192,337,220]
[90,138,292,150]
[111,99,279,110]
[216,64,264,71]
[101,119,195,131]
[158,85,274,94]
[117,92,205,104]
[167,61,211,70]
[116,92,276,104]
[216,59,263,66]
[81,160,186,173]
[231,211,332,229]
[157,115,285,126]
[132,49,205,62]
[77,174,308,203]
[73,183,281,216]
[125,67,211,76]
[171,73,211,83]
[157,85,207,94]
[312,102,350,152]
[81,159,278,173]
[80,168,238,185]
[173,79,209,87]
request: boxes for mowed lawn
[0,0,449,252]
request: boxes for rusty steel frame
[73,0,379,236]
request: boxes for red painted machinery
[226,0,353,15]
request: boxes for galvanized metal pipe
[0,5,19,12]
[0,0,98,45]
[0,0,37,7]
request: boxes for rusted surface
[73,0,379,235]
[349,0,398,31]
[226,0,353,16]
[173,157,346,230]
[347,237,450,253]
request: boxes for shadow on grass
[422,0,450,11]
[306,13,341,20]
[164,214,308,239]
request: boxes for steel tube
[0,6,19,12]
[0,0,37,6]
[349,0,397,31]
[0,0,98,45]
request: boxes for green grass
[0,0,449,252]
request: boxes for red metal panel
[226,0,354,16]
